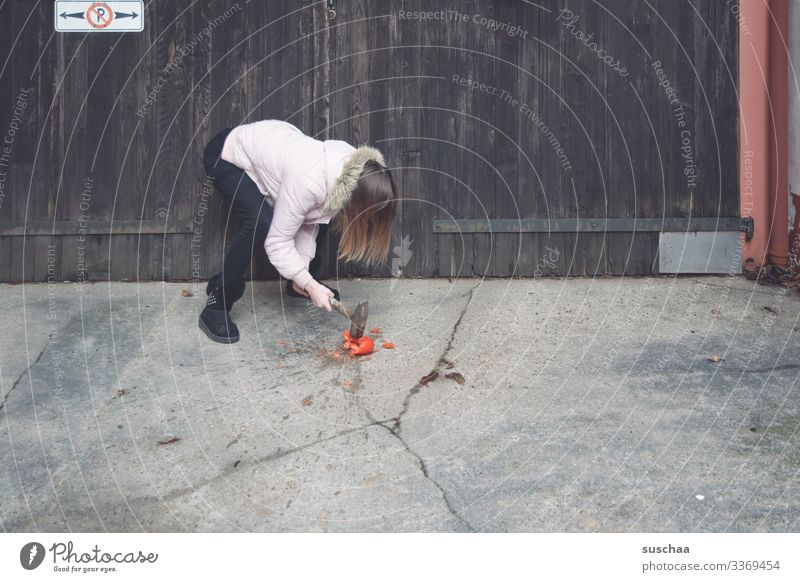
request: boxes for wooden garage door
[0,0,739,281]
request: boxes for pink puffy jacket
[220,120,385,288]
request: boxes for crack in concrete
[130,420,390,505]
[375,422,475,532]
[0,339,50,413]
[363,283,480,532]
[737,364,800,373]
[391,284,477,434]
[45,283,481,529]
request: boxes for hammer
[330,298,369,339]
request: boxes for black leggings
[202,127,326,289]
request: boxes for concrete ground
[1,276,799,532]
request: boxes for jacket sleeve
[294,223,320,272]
[265,177,320,289]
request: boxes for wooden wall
[0,0,739,281]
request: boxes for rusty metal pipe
[767,0,790,268]
[740,0,772,268]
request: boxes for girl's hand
[292,281,310,298]
[304,279,333,311]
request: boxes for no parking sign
[55,1,144,32]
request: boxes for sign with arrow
[55,1,144,32]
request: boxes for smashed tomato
[349,336,374,356]
[342,329,374,356]
[342,329,355,348]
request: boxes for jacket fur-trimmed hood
[323,145,386,215]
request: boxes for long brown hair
[335,161,400,266]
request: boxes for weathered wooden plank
[330,0,366,279]
[384,0,421,281]
[1,1,35,280]
[491,0,520,278]
[0,0,740,281]
[312,0,337,281]
[603,2,664,275]
[515,2,549,277]
[7,1,44,236]
[565,0,608,275]
[8,236,27,282]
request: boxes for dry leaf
[445,372,465,385]
[116,388,128,397]
[181,289,193,297]
[302,397,313,407]
[420,371,439,385]
[157,437,180,446]
[706,355,725,363]
[711,308,721,316]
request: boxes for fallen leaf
[711,308,721,316]
[116,388,128,397]
[370,327,382,334]
[157,437,180,446]
[445,372,465,385]
[440,358,455,369]
[420,370,439,385]
[181,289,193,297]
[382,342,395,349]
[302,397,313,407]
[706,355,725,363]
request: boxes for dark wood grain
[0,0,739,281]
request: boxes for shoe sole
[198,316,240,344]
[286,283,340,302]
[285,288,311,299]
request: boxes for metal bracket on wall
[0,220,195,236]
[432,217,745,234]
[326,0,336,21]
[739,217,754,240]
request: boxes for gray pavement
[1,276,799,532]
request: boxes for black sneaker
[285,279,340,301]
[198,275,245,344]
[198,306,240,344]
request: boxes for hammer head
[348,301,369,339]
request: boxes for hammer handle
[329,297,352,319]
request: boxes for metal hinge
[326,0,336,21]
[740,217,754,240]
